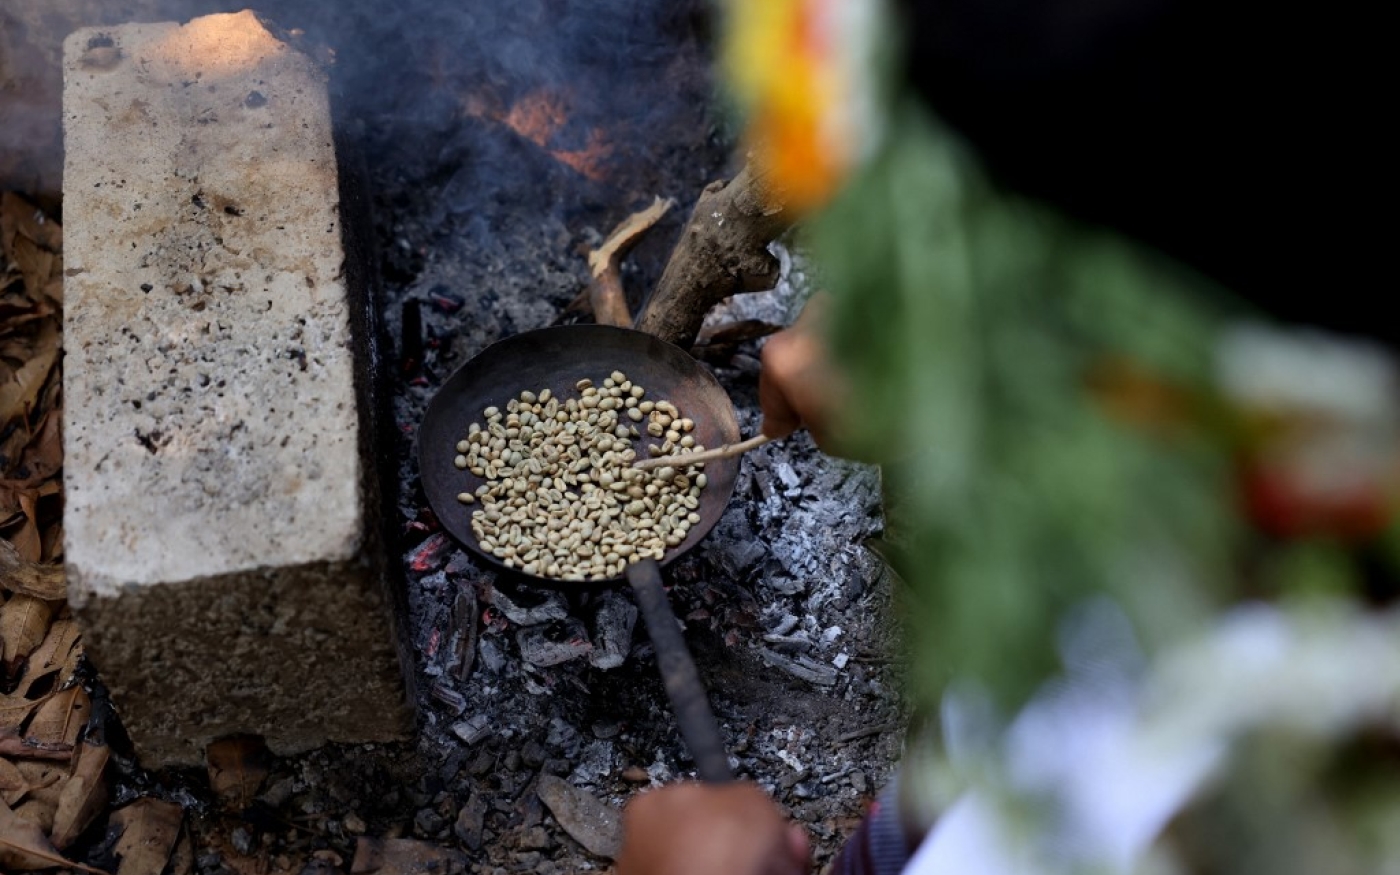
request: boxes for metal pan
[418,324,742,781]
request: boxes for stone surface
[61,10,410,766]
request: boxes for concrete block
[61,10,412,767]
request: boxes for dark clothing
[828,777,919,875]
[899,0,1391,344]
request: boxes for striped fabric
[828,775,919,875]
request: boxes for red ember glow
[465,88,613,181]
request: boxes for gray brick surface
[62,11,411,766]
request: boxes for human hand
[759,294,847,450]
[615,781,810,875]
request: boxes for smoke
[4,0,726,210]
[263,0,723,189]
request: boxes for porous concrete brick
[61,10,412,766]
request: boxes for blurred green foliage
[1170,727,1400,875]
[804,99,1247,714]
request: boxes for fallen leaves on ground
[207,734,272,811]
[51,741,108,849]
[2,593,53,679]
[109,798,185,875]
[1,796,107,873]
[1,192,65,569]
[0,540,66,601]
[1,192,109,870]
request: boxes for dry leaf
[0,538,67,601]
[0,302,50,338]
[0,319,59,430]
[22,684,88,751]
[1,593,53,675]
[0,756,63,806]
[110,798,184,875]
[0,426,34,484]
[0,697,49,735]
[9,235,54,306]
[0,796,106,874]
[39,519,63,565]
[2,487,42,563]
[0,757,25,804]
[14,760,64,797]
[42,275,63,307]
[0,193,63,256]
[11,408,63,487]
[350,837,469,875]
[17,617,83,696]
[166,820,195,875]
[1,592,54,678]
[206,735,271,810]
[15,492,40,564]
[0,725,73,761]
[7,767,61,834]
[51,742,109,848]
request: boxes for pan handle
[627,559,733,783]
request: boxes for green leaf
[806,100,1243,712]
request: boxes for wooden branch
[589,196,674,277]
[635,160,796,348]
[585,196,674,328]
[588,263,632,328]
[632,434,771,471]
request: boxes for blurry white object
[906,601,1400,874]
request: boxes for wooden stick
[588,262,632,328]
[585,196,675,327]
[588,195,674,277]
[632,433,772,470]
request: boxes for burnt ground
[5,2,908,872]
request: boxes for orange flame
[501,90,568,146]
[464,88,612,181]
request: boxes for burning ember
[464,88,615,181]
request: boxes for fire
[500,90,568,148]
[549,127,613,180]
[465,88,613,181]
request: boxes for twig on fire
[632,433,772,471]
[585,196,674,327]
